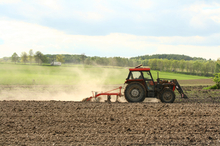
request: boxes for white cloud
[96,2,115,13]
[185,2,220,28]
[0,0,20,4]
[1,0,219,38]
[77,11,104,20]
[134,0,152,9]
[36,0,61,10]
[211,14,220,23]
[0,18,220,60]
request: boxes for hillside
[131,54,206,61]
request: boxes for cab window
[129,71,142,79]
[142,71,152,80]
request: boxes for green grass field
[0,63,210,85]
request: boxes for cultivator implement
[82,86,123,102]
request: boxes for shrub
[213,73,220,89]
[203,73,220,89]
[203,84,218,90]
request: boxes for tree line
[146,59,218,76]
[10,50,65,65]
[131,54,207,61]
[8,51,140,67]
[1,50,219,76]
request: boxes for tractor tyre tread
[160,88,175,103]
[124,82,146,103]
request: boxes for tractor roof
[129,68,151,71]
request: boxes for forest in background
[1,50,220,77]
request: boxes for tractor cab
[125,68,156,97]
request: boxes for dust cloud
[0,65,160,103]
[0,66,125,102]
[0,84,160,102]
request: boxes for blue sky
[0,0,220,60]
[0,39,3,45]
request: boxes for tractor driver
[146,81,153,90]
[143,72,153,90]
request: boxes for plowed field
[0,85,220,145]
[0,102,220,145]
[178,79,215,85]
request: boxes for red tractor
[83,65,187,103]
[124,65,188,103]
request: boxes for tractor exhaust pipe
[135,64,143,68]
[157,72,160,83]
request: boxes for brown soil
[0,101,220,145]
[0,84,220,145]
[175,86,220,103]
[178,79,215,85]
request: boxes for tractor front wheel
[124,83,146,102]
[160,89,175,103]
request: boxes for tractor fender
[125,81,146,90]
[159,87,176,96]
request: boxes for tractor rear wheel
[124,83,146,102]
[160,89,175,103]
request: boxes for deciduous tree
[148,59,157,70]
[85,58,91,65]
[56,54,65,63]
[157,59,164,71]
[215,63,220,73]
[209,61,215,74]
[163,59,171,71]
[202,62,210,75]
[171,60,179,71]
[21,52,28,64]
[29,49,34,64]
[34,51,44,65]
[81,53,86,64]
[11,52,19,64]
[193,61,201,73]
[188,61,194,73]
[179,60,186,72]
